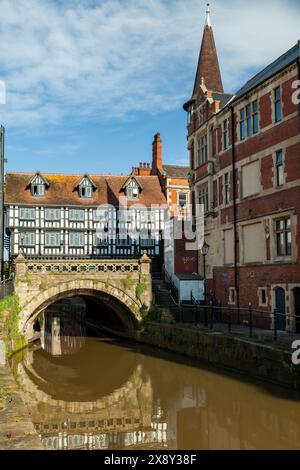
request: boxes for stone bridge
[14,252,152,339]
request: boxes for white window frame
[45,208,60,221]
[69,209,85,222]
[19,207,36,220]
[45,232,61,247]
[69,232,84,247]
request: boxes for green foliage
[148,305,161,322]
[39,281,47,291]
[24,271,32,286]
[136,282,147,301]
[122,275,135,291]
[139,304,149,320]
[1,294,27,355]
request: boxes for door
[294,288,300,333]
[275,287,286,331]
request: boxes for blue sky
[0,0,299,175]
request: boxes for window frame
[274,86,282,123]
[19,207,36,220]
[69,209,85,222]
[223,119,229,150]
[275,150,284,187]
[275,217,291,258]
[69,232,85,247]
[21,231,36,247]
[45,208,60,221]
[45,232,61,247]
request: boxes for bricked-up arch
[20,279,141,337]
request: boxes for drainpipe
[230,106,240,312]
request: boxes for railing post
[227,305,232,333]
[249,302,253,338]
[210,304,213,329]
[273,309,278,341]
[204,306,208,327]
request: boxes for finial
[206,3,211,27]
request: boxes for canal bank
[137,322,300,390]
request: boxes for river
[13,297,300,450]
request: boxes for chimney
[152,132,162,175]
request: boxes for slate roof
[5,173,167,207]
[162,165,190,179]
[212,92,234,109]
[234,42,300,102]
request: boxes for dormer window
[124,178,141,200]
[29,173,48,197]
[78,175,95,199]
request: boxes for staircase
[152,277,180,322]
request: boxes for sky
[0,0,299,175]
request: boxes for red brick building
[184,5,300,330]
[132,133,190,219]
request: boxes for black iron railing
[155,298,300,344]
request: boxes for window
[274,86,282,123]
[69,209,85,221]
[20,207,35,220]
[69,232,84,247]
[117,236,131,246]
[243,223,265,263]
[252,100,259,134]
[240,100,259,140]
[223,119,229,150]
[45,232,60,247]
[224,173,230,205]
[45,208,60,221]
[140,237,155,247]
[93,234,108,246]
[224,229,234,264]
[32,184,45,197]
[275,218,291,257]
[79,177,93,198]
[80,186,92,198]
[178,192,188,208]
[21,232,36,246]
[198,183,209,213]
[126,179,140,199]
[275,150,284,186]
[241,161,260,198]
[239,109,246,140]
[197,135,208,166]
[258,288,267,307]
[229,287,236,305]
[246,104,252,137]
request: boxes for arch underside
[21,280,141,335]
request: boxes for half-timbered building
[4,172,168,271]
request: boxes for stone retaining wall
[138,323,300,389]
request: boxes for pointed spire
[205,3,211,27]
[192,2,223,95]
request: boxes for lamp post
[201,240,210,303]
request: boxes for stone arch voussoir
[19,278,141,336]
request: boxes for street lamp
[201,240,210,303]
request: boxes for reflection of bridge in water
[16,344,167,450]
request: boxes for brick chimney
[151,132,162,175]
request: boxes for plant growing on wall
[122,275,135,291]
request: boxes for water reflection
[41,297,86,356]
[15,298,300,450]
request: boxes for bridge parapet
[14,251,152,337]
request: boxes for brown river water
[12,298,300,450]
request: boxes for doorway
[294,288,300,333]
[275,287,286,331]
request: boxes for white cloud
[0,0,299,128]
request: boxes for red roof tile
[4,173,167,207]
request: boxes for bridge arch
[20,278,142,337]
